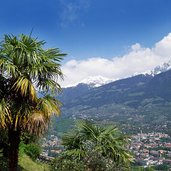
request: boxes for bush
[24,143,41,161]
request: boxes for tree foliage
[52,120,134,171]
[0,34,65,170]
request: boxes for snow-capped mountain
[79,76,114,87]
[64,76,114,88]
[150,61,171,75]
[80,62,171,87]
[60,69,171,132]
[63,61,171,89]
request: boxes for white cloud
[60,33,171,87]
[59,0,90,27]
[153,33,171,58]
[131,43,141,51]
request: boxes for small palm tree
[0,34,66,171]
[54,120,133,171]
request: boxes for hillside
[0,154,50,171]
[55,70,171,134]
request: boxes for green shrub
[24,143,41,161]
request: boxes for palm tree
[0,34,66,171]
[55,120,133,171]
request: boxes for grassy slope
[19,154,50,171]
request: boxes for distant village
[40,132,171,168]
[130,132,171,168]
[41,135,62,158]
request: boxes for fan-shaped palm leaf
[12,76,36,101]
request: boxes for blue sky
[1,0,171,86]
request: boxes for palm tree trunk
[8,130,21,171]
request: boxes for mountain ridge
[62,61,171,89]
[57,68,171,133]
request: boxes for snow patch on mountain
[80,76,114,87]
[64,76,114,88]
[127,61,171,79]
[150,61,171,75]
[63,61,171,88]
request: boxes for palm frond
[12,76,36,101]
[25,111,49,136]
[76,120,100,141]
[0,99,12,128]
[0,57,20,78]
[64,149,86,160]
[37,95,61,117]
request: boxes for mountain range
[55,62,171,134]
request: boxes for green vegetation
[58,71,171,135]
[19,154,50,171]
[131,166,154,171]
[50,117,75,138]
[153,164,170,170]
[0,148,50,171]
[20,142,42,161]
[52,120,133,171]
[0,34,65,171]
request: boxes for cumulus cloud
[60,33,171,87]
[153,33,171,58]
